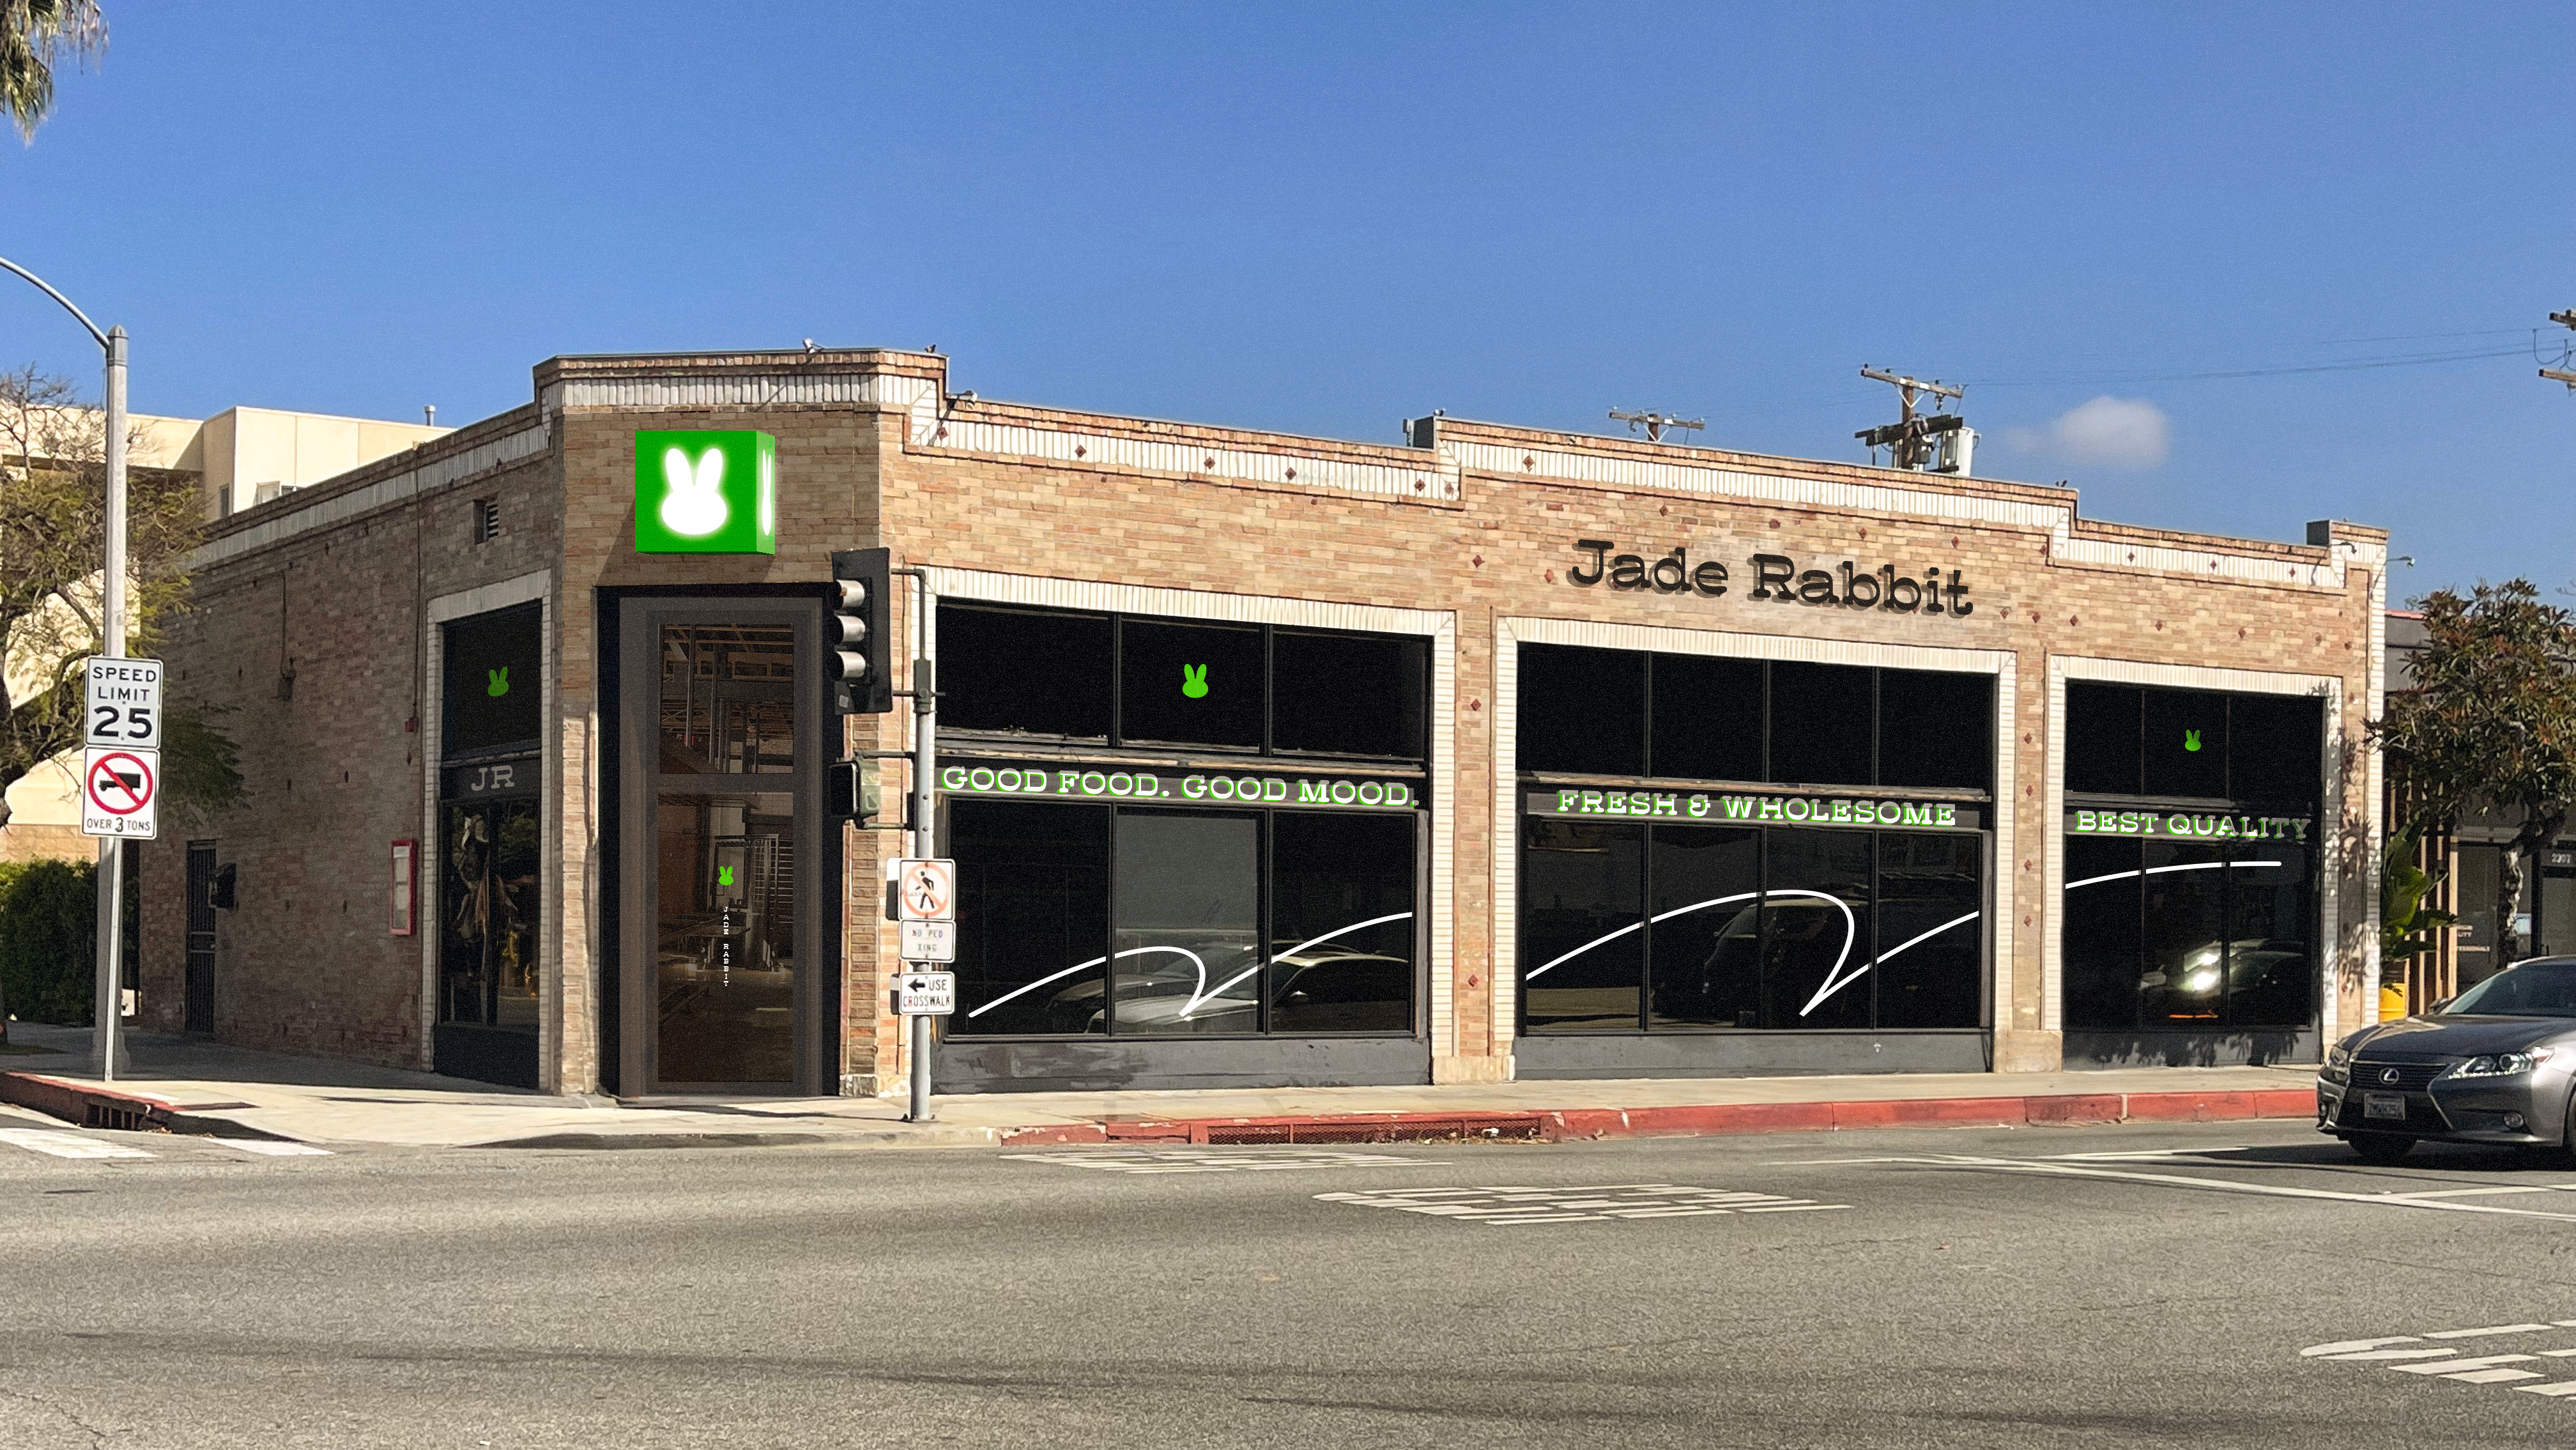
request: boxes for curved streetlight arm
[0,254,109,352]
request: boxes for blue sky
[0,3,2567,597]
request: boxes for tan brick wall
[138,418,561,1072]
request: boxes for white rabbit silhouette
[660,446,729,536]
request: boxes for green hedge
[0,859,96,1026]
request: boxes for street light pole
[0,257,130,1084]
[95,325,127,1083]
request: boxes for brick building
[136,348,2388,1095]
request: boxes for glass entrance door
[618,601,832,1095]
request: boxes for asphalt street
[7,1114,2576,1449]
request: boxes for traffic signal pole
[905,569,937,1123]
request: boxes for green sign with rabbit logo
[634,430,777,555]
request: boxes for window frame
[936,601,1431,764]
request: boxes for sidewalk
[0,1022,2322,1151]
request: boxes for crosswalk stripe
[2515,1382,2576,1397]
[220,1140,331,1157]
[0,1127,153,1161]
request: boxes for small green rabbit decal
[717,865,735,888]
[1181,663,1209,699]
[2182,729,2202,752]
[486,667,509,698]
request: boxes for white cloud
[2009,396,2170,470]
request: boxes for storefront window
[440,796,539,1030]
[952,801,1110,1036]
[1110,810,1261,1033]
[444,604,541,758]
[1120,619,1264,750]
[1515,643,1990,792]
[1644,826,1761,1028]
[1874,832,1984,1028]
[2060,836,2312,1031]
[1523,820,1644,1031]
[939,607,1112,741]
[1769,663,1874,788]
[1522,816,1982,1033]
[939,603,1426,760]
[1270,813,1415,1033]
[2062,682,2322,1033]
[1273,631,1429,760]
[949,800,1418,1037]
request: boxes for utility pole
[1857,366,1966,473]
[1607,408,1705,444]
[2540,310,2576,389]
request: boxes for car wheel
[2347,1132,2416,1165]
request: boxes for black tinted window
[2065,684,2142,796]
[1272,630,1425,759]
[1768,662,1873,787]
[1877,670,1991,791]
[1650,654,1763,782]
[445,604,542,757]
[1519,644,1644,776]
[2229,693,2320,803]
[1121,619,1262,748]
[2142,689,2227,798]
[940,606,1110,740]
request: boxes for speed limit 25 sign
[85,656,163,749]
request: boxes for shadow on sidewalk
[1,1019,548,1101]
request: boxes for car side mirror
[2426,996,2452,1014]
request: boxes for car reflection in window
[2140,937,2308,1022]
[1044,936,1409,1034]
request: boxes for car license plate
[2365,1093,2408,1121]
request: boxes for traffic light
[828,548,894,714]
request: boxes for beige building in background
[0,403,447,863]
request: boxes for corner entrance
[615,598,835,1095]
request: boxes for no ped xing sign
[81,745,158,839]
[633,430,777,555]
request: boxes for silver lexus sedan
[2319,955,2576,1163]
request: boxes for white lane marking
[2426,1323,2558,1339]
[2517,1382,2576,1397]
[1864,1152,2576,1221]
[219,1140,331,1157]
[2389,1354,2538,1375]
[0,1128,152,1161]
[2303,1338,2423,1356]
[1316,1183,1850,1226]
[1004,1148,1432,1175]
[2448,1368,2546,1384]
[2327,1348,2463,1361]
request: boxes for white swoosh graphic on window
[1524,858,2287,1019]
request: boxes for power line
[1967,343,2541,388]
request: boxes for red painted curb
[1005,1087,2323,1148]
[0,1070,178,1130]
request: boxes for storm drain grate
[82,1102,155,1133]
[1203,1116,1544,1146]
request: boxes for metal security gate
[184,841,216,1033]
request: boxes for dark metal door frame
[184,840,216,1034]
[616,594,836,1096]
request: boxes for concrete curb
[0,1070,179,1133]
